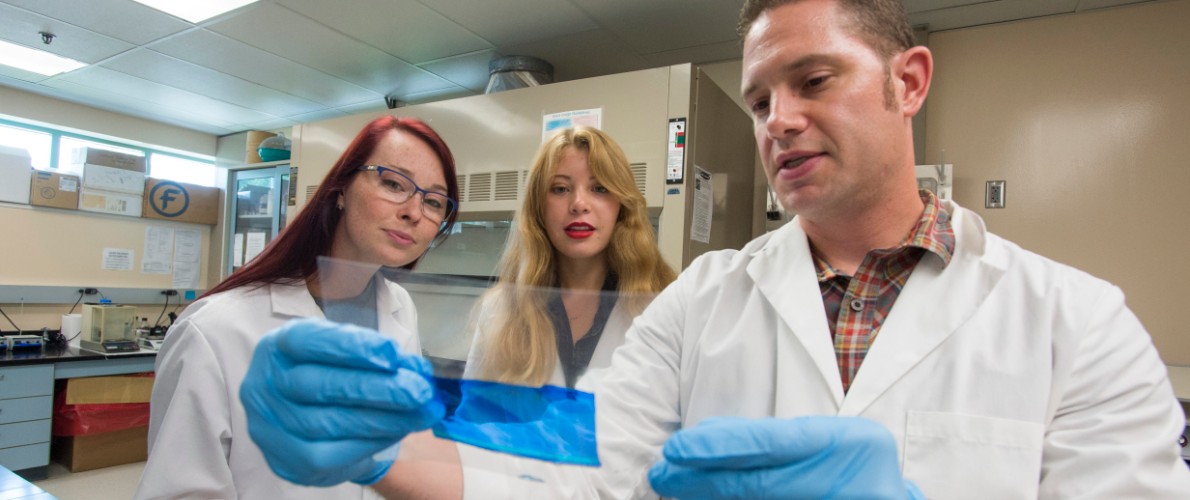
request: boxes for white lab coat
[452,200,1190,499]
[135,279,420,500]
[591,200,1190,499]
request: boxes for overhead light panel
[0,39,86,76]
[131,0,259,23]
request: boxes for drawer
[0,442,50,472]
[0,365,54,399]
[0,396,52,425]
[0,419,51,449]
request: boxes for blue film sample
[430,376,599,466]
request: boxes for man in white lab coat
[239,0,1190,498]
[610,0,1190,497]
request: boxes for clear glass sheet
[316,256,628,470]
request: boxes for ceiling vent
[485,55,554,94]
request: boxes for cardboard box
[61,374,154,405]
[0,145,32,205]
[74,147,146,195]
[79,188,143,217]
[52,426,147,472]
[82,164,146,195]
[30,171,80,209]
[71,147,146,173]
[142,178,221,225]
[245,130,277,164]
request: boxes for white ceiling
[0,0,1157,137]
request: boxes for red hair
[204,116,459,298]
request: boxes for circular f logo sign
[149,181,190,217]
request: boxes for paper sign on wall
[690,166,712,244]
[102,248,134,271]
[666,118,686,184]
[542,108,602,142]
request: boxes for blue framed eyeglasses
[357,165,457,223]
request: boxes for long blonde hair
[479,127,676,385]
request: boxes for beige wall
[0,86,220,333]
[0,86,216,156]
[925,0,1190,364]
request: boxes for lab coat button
[850,299,864,311]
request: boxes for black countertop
[0,344,156,367]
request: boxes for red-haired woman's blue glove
[240,318,444,487]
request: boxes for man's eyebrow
[742,53,841,98]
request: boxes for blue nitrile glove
[648,416,926,500]
[240,318,445,487]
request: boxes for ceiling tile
[0,3,134,63]
[335,100,389,116]
[242,117,300,132]
[910,0,1081,32]
[150,29,381,108]
[283,108,349,125]
[643,40,744,69]
[573,0,740,54]
[48,66,280,127]
[902,0,991,14]
[421,0,599,46]
[498,29,650,82]
[29,76,238,135]
[1075,0,1157,11]
[207,2,457,98]
[419,50,499,93]
[1,0,191,45]
[101,49,326,117]
[0,64,53,83]
[275,0,492,63]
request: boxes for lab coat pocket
[903,410,1043,500]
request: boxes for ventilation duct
[485,55,554,94]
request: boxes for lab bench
[0,347,155,480]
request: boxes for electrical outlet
[161,289,178,296]
[78,288,99,295]
[986,180,1006,209]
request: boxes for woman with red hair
[135,116,460,500]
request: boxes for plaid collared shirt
[814,191,955,393]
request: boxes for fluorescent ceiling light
[131,0,259,23]
[0,39,86,76]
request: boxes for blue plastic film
[430,376,600,467]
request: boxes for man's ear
[895,45,933,118]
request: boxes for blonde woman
[467,125,675,388]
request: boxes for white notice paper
[102,248,134,271]
[233,233,244,267]
[172,229,202,288]
[142,226,174,274]
[245,232,267,264]
[690,166,712,244]
[542,108,602,142]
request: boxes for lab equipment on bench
[5,334,45,350]
[80,302,140,353]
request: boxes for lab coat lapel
[839,204,1006,416]
[748,220,845,412]
[269,281,323,318]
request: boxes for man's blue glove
[648,416,926,499]
[240,318,444,487]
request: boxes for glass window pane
[0,123,51,170]
[58,136,143,176]
[150,153,217,187]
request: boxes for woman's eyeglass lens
[358,166,456,222]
